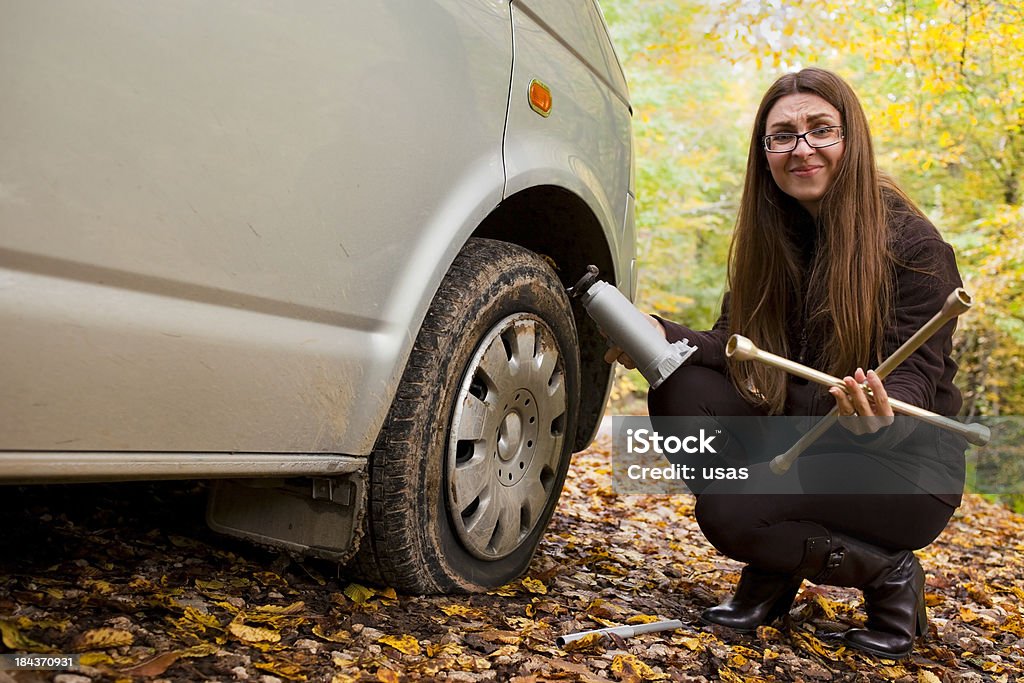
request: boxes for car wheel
[356,238,579,593]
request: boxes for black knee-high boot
[700,566,802,631]
[797,530,927,659]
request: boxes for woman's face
[764,93,845,217]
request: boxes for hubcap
[447,314,567,560]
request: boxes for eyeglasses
[763,126,844,153]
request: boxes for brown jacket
[656,197,967,505]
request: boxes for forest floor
[1,434,1022,682]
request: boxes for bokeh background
[599,0,1024,508]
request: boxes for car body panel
[0,0,633,471]
[1,0,512,454]
[505,0,633,291]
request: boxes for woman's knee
[647,365,741,417]
[694,493,760,562]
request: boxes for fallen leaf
[181,643,219,658]
[677,635,703,651]
[610,653,669,681]
[791,631,836,658]
[71,627,134,652]
[812,593,843,619]
[378,634,421,656]
[716,668,749,683]
[312,623,352,643]
[182,606,221,631]
[253,571,290,589]
[195,578,227,591]
[0,619,56,653]
[255,657,308,681]
[229,620,281,644]
[425,642,463,658]
[625,614,663,624]
[440,604,485,619]
[567,632,609,654]
[521,577,548,594]
[489,644,520,658]
[252,601,306,615]
[344,583,376,604]
[121,651,182,677]
[83,579,116,595]
[79,652,115,667]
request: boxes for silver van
[0,0,635,592]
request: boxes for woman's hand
[830,368,895,435]
[601,314,666,370]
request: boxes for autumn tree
[601,0,1023,504]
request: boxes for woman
[607,68,966,659]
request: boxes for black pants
[648,365,957,575]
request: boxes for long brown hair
[728,68,896,414]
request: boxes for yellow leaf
[489,644,519,658]
[195,579,227,591]
[253,601,306,615]
[678,635,703,651]
[378,634,421,656]
[79,652,115,667]
[71,628,134,652]
[228,620,281,644]
[379,587,398,600]
[254,658,307,681]
[918,671,943,683]
[812,593,841,619]
[728,653,748,668]
[879,665,910,678]
[182,606,221,631]
[426,642,464,658]
[376,668,401,683]
[625,614,663,624]
[792,631,835,658]
[252,571,288,587]
[717,668,748,683]
[521,577,548,594]
[84,579,116,595]
[610,653,669,680]
[0,619,56,653]
[959,607,980,623]
[561,631,606,653]
[181,643,219,658]
[312,623,352,643]
[440,604,483,618]
[455,654,491,671]
[343,583,376,604]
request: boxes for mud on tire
[354,238,580,593]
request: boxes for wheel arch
[472,185,621,452]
